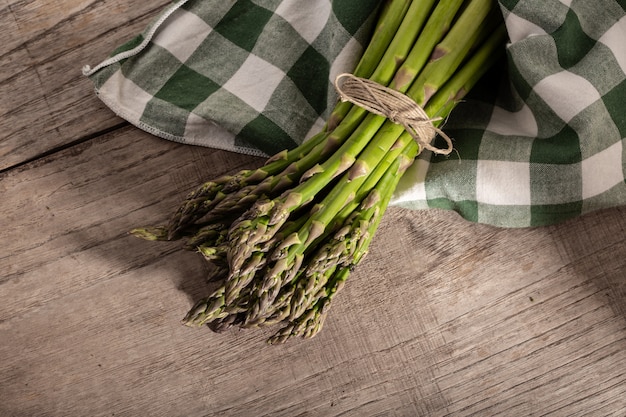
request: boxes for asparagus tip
[129,226,169,241]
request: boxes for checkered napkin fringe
[86,0,626,228]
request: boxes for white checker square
[274,0,332,44]
[533,70,601,123]
[183,112,234,147]
[152,8,212,63]
[598,15,626,74]
[581,140,625,199]
[391,158,430,205]
[329,37,363,86]
[476,160,531,205]
[505,12,546,43]
[99,71,153,124]
[223,54,285,113]
[487,104,538,137]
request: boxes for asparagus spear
[226,0,501,308]
[263,22,508,341]
[165,0,426,236]
[174,0,440,229]
[137,0,509,343]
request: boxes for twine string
[333,73,453,155]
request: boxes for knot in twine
[334,73,453,155]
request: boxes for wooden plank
[0,0,172,170]
[1,125,625,416]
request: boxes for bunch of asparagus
[132,0,507,343]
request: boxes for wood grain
[0,0,171,171]
[1,125,625,417]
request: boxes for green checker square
[425,159,478,203]
[469,57,512,108]
[494,76,530,114]
[499,0,521,13]
[91,35,145,87]
[121,43,184,96]
[231,134,265,156]
[444,98,501,131]
[262,77,320,142]
[551,8,597,69]
[140,96,191,137]
[478,130,534,163]
[569,42,626,96]
[182,0,235,27]
[309,13,352,64]
[476,203,532,228]
[287,45,330,115]
[251,14,310,73]
[571,0,626,40]
[184,31,250,85]
[237,114,298,155]
[505,50,534,102]
[530,201,583,226]
[213,0,274,52]
[112,34,144,56]
[351,6,379,47]
[530,124,582,164]
[570,100,622,159]
[427,198,479,223]
[529,162,582,206]
[581,181,626,215]
[331,0,380,35]
[507,0,570,34]
[602,78,626,138]
[89,34,144,87]
[153,64,220,112]
[249,0,282,12]
[191,88,259,137]
[433,128,484,162]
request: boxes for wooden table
[2,1,625,415]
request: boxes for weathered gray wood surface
[1,1,626,416]
[0,0,172,171]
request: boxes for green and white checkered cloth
[86,0,626,228]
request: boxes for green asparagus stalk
[407,0,501,106]
[242,119,414,323]
[166,0,427,236]
[286,145,415,324]
[326,0,433,130]
[176,0,441,230]
[267,266,350,344]
[136,0,509,343]
[226,0,502,314]
[165,131,329,238]
[390,0,465,91]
